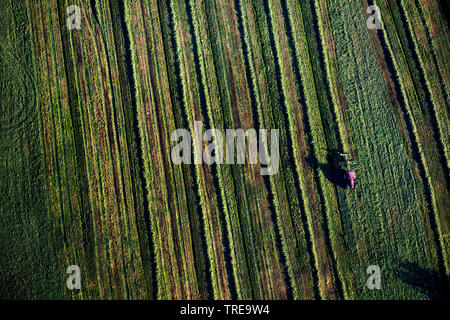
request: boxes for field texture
[0,0,448,299]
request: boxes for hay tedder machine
[338,153,357,190]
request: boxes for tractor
[338,153,357,190]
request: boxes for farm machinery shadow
[305,149,351,190]
[396,261,449,300]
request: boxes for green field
[0,0,448,299]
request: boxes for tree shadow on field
[305,150,348,189]
[395,262,449,300]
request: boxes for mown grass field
[0,0,448,299]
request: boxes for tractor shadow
[305,149,348,189]
[395,261,449,300]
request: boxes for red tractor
[339,153,357,190]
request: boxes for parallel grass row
[169,0,233,299]
[398,0,449,170]
[157,0,211,299]
[189,0,255,299]
[27,0,152,298]
[76,0,150,298]
[237,0,319,299]
[282,0,345,299]
[29,0,97,298]
[263,0,343,299]
[415,0,450,97]
[314,0,363,299]
[184,0,295,299]
[124,0,210,299]
[207,0,289,299]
